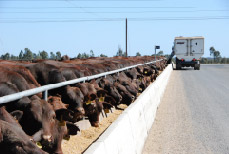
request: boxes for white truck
[168,36,204,70]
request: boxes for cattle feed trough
[84,64,173,154]
[0,59,163,105]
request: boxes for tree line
[0,48,111,60]
[0,48,62,60]
[3,46,226,64]
[200,46,229,64]
[0,46,164,61]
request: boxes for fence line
[0,59,163,104]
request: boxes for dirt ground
[62,104,127,154]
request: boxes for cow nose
[76,107,85,115]
[42,135,52,142]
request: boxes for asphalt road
[142,65,229,154]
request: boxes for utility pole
[126,18,128,57]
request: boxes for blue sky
[0,0,228,58]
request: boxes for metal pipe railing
[0,59,163,104]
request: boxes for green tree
[10,54,18,60]
[221,57,227,64]
[116,46,125,56]
[214,51,221,63]
[90,50,95,57]
[36,52,42,59]
[40,50,49,59]
[100,54,107,57]
[56,51,61,60]
[209,46,215,57]
[200,58,208,64]
[158,50,164,56]
[81,52,89,59]
[23,48,33,60]
[213,51,221,58]
[210,47,221,63]
[19,50,23,60]
[50,52,56,60]
[1,53,10,60]
[77,53,82,59]
[32,53,37,59]
[227,58,229,64]
[136,52,141,56]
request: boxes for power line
[1,10,229,14]
[1,16,229,20]
[129,17,229,21]
[63,0,101,18]
[0,6,195,9]
[1,17,229,23]
[2,16,229,20]
[0,0,162,1]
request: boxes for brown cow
[0,107,48,154]
[32,96,79,154]
[0,69,30,91]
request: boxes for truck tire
[194,64,200,70]
[194,66,200,70]
[176,64,181,70]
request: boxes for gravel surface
[142,65,229,154]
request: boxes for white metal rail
[0,59,163,104]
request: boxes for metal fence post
[42,90,48,101]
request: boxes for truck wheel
[194,66,200,70]
[194,64,200,70]
[176,64,181,70]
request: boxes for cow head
[32,97,80,154]
[48,69,65,84]
[114,83,135,106]
[99,78,122,104]
[40,100,56,142]
[0,120,48,154]
[64,86,85,122]
[48,96,73,122]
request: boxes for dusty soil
[62,104,127,154]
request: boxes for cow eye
[50,112,56,120]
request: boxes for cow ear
[90,94,96,101]
[66,122,80,135]
[55,109,73,121]
[10,110,23,121]
[97,89,107,97]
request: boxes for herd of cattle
[0,56,167,154]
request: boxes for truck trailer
[168,36,204,70]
